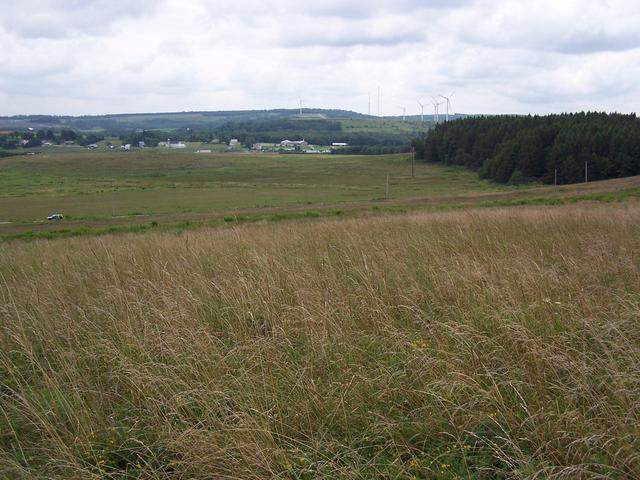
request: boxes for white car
[47,214,64,221]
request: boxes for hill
[0,109,434,154]
[0,108,384,130]
[0,109,466,131]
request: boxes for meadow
[3,148,639,242]
[0,149,512,236]
[1,202,639,478]
[2,148,640,478]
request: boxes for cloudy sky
[1,0,639,116]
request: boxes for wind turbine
[438,91,455,122]
[398,106,406,122]
[417,100,425,122]
[431,97,445,123]
[298,96,303,117]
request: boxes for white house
[280,139,308,146]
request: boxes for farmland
[3,147,639,242]
[1,147,640,478]
[0,149,512,238]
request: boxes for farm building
[280,139,308,146]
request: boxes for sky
[1,0,639,116]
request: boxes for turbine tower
[299,96,303,117]
[417,100,425,122]
[431,97,444,123]
[438,91,455,122]
[398,106,406,121]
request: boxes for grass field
[0,150,514,233]
[2,149,640,477]
[2,149,640,243]
[1,202,639,478]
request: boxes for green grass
[2,147,639,243]
[0,150,511,224]
[340,118,431,134]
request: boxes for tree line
[0,129,104,149]
[208,120,416,149]
[412,112,640,184]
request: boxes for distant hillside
[413,112,640,184]
[0,109,468,132]
[1,108,437,154]
[0,109,370,131]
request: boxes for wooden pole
[411,147,415,178]
[554,168,557,186]
[386,174,389,200]
[585,161,588,183]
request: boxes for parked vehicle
[47,214,64,221]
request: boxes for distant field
[0,149,509,225]
[2,148,640,242]
[340,118,430,134]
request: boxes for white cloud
[0,0,639,115]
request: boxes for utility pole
[585,161,588,183]
[554,168,557,186]
[385,173,389,200]
[378,86,382,124]
[411,147,415,178]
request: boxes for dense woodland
[412,112,640,184]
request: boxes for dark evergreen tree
[413,112,640,184]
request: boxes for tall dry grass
[1,203,639,479]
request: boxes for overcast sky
[1,0,639,116]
